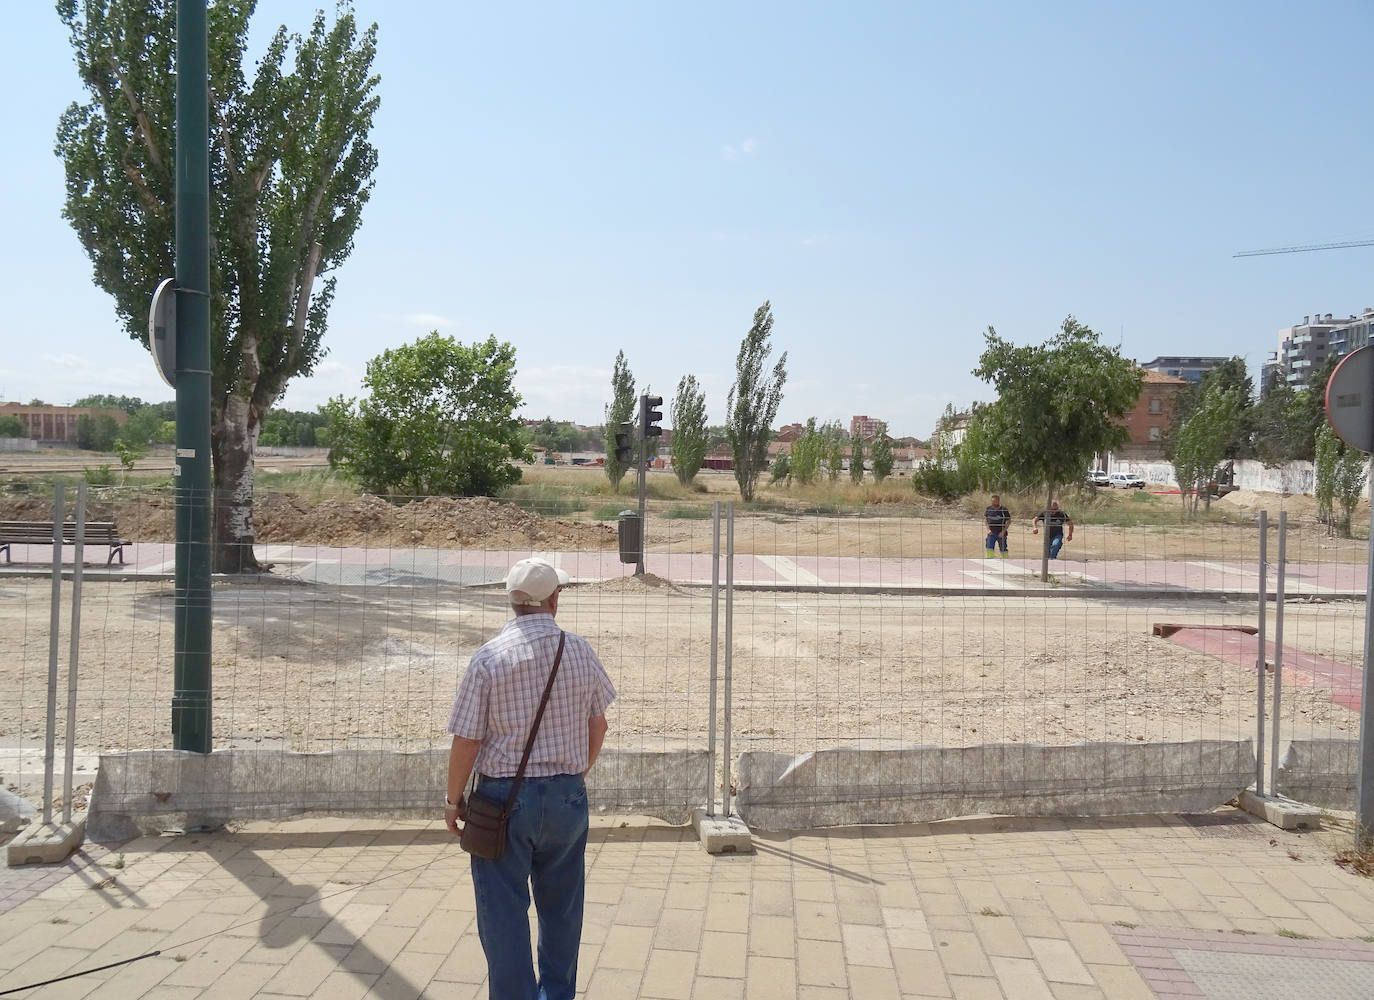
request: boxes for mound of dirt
[256,494,615,550]
[580,572,685,595]
[0,491,615,551]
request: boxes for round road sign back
[1325,346,1374,453]
[149,277,177,389]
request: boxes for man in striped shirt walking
[446,557,616,1000]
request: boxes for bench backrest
[0,521,123,543]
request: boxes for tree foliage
[769,449,791,484]
[972,317,1141,506]
[73,393,146,413]
[603,350,636,487]
[1252,371,1302,466]
[325,333,530,497]
[822,421,844,482]
[0,415,26,438]
[849,431,865,484]
[1168,357,1254,461]
[75,413,121,452]
[869,423,893,483]
[1314,424,1367,538]
[56,0,381,570]
[258,407,330,447]
[1171,384,1245,517]
[669,374,709,486]
[727,301,788,501]
[789,418,823,485]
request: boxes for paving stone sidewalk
[2,809,1373,999]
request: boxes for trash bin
[617,510,641,565]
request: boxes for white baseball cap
[505,558,571,606]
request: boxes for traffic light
[641,394,664,437]
[614,422,634,464]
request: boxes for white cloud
[404,312,456,328]
[722,137,759,161]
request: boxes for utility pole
[171,0,214,753]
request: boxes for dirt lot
[2,575,1362,804]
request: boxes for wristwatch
[444,795,463,811]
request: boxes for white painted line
[757,555,823,587]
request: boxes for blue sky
[4,1,1373,440]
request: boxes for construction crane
[1234,238,1374,258]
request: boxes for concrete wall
[0,437,38,452]
[1110,457,1370,498]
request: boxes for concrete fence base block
[1275,738,1358,811]
[88,747,710,838]
[693,809,754,854]
[735,740,1256,831]
[6,815,87,867]
[1238,790,1321,831]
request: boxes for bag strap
[502,631,566,814]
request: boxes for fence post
[1270,511,1286,798]
[1255,510,1268,796]
[42,483,66,827]
[723,501,735,817]
[707,502,721,816]
[63,483,87,824]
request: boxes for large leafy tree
[669,374,708,486]
[1252,370,1303,466]
[727,301,788,501]
[325,333,530,497]
[603,350,636,487]
[849,430,865,484]
[1169,356,1254,461]
[55,1,380,571]
[973,317,1142,577]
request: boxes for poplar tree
[55,1,381,571]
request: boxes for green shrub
[500,483,586,517]
[84,465,116,486]
[662,504,711,520]
[911,460,974,501]
[592,503,627,521]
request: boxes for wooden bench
[0,521,130,565]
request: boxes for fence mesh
[0,480,1366,831]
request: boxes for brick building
[1119,371,1189,455]
[0,402,128,443]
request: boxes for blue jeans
[984,531,1007,553]
[471,773,589,1000]
[1048,533,1063,559]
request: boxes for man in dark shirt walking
[1032,500,1074,559]
[983,494,1011,558]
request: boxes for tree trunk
[1041,488,1053,582]
[212,394,261,573]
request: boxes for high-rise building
[1261,310,1371,392]
[850,415,883,439]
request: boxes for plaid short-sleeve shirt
[447,614,616,778]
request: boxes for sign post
[170,0,214,754]
[1324,346,1374,843]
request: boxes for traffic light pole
[635,393,664,577]
[635,438,647,576]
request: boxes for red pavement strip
[1162,626,1363,711]
[1112,926,1374,997]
